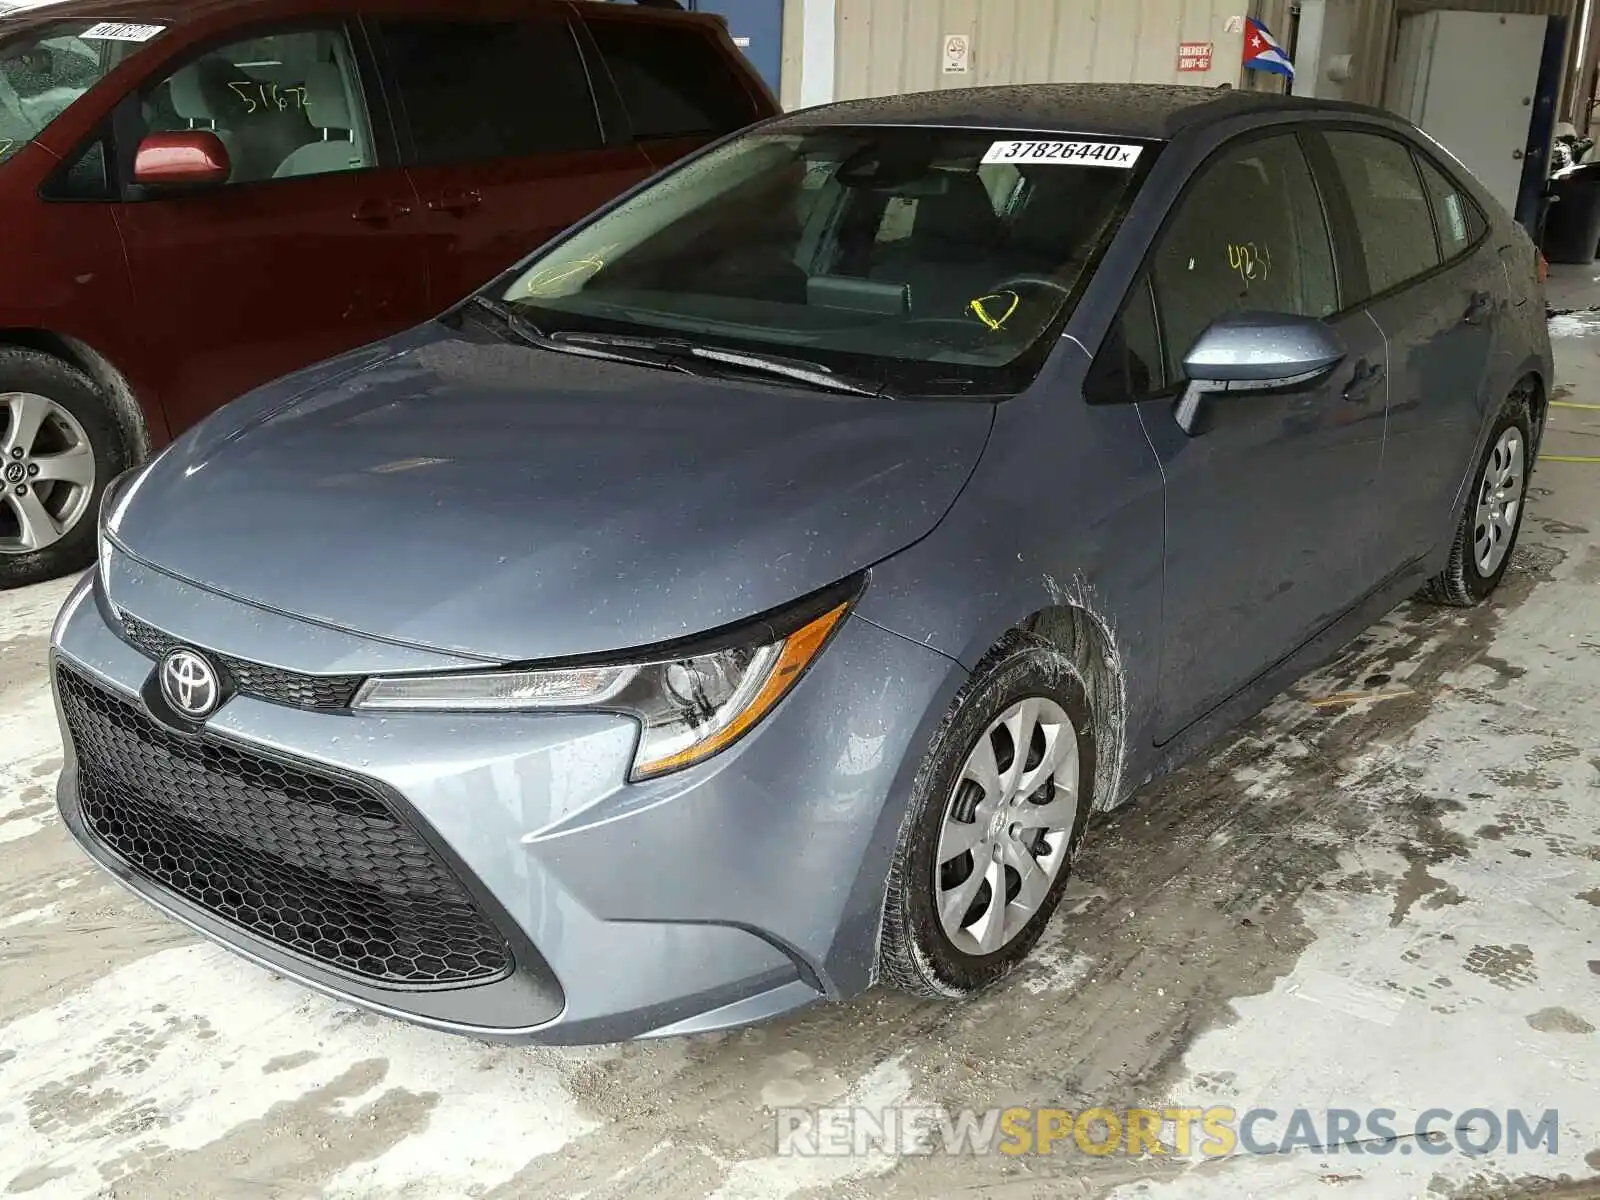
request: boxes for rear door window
[1149,132,1339,378]
[1323,130,1442,298]
[1417,155,1488,261]
[585,18,756,140]
[377,17,602,165]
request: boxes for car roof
[771,82,1394,141]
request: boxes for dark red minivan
[0,0,776,586]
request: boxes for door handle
[427,188,483,216]
[1463,289,1495,325]
[1343,359,1386,403]
[352,198,414,225]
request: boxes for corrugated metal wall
[823,0,1595,121]
[833,0,1250,101]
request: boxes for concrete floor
[2,307,1598,1198]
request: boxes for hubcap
[0,392,96,556]
[934,697,1081,957]
[1473,427,1526,576]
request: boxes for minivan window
[1150,133,1338,379]
[1324,130,1441,298]
[1417,155,1487,260]
[0,21,162,164]
[498,127,1142,395]
[142,27,374,184]
[378,19,602,165]
[586,19,755,140]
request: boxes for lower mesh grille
[57,664,512,987]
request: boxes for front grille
[119,615,364,710]
[58,665,512,987]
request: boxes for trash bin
[1542,164,1600,264]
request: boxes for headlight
[352,586,858,780]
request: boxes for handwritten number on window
[225,80,306,115]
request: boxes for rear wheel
[1421,395,1533,608]
[879,632,1095,999]
[0,349,126,590]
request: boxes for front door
[113,21,429,435]
[1130,131,1391,740]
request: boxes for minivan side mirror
[1175,312,1346,435]
[132,131,231,188]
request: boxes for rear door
[1117,130,1391,740]
[112,19,430,435]
[1311,128,1501,569]
[370,5,654,307]
[578,8,770,173]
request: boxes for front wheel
[0,348,126,590]
[1421,395,1533,608]
[879,632,1095,999]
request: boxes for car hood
[112,323,993,662]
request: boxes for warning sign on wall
[943,34,970,74]
[1177,41,1214,71]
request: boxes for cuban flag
[1242,17,1295,81]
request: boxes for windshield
[499,126,1149,396]
[0,20,165,164]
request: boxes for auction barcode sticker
[982,140,1142,167]
[80,22,168,42]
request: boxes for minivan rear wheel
[0,348,126,590]
[879,631,1095,999]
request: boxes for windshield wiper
[684,346,886,398]
[554,332,887,398]
[467,297,691,375]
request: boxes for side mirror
[132,131,231,188]
[1175,312,1346,435]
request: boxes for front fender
[854,346,1167,810]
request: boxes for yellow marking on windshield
[513,245,620,299]
[0,140,13,158]
[968,290,1020,332]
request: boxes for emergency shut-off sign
[1177,41,1214,71]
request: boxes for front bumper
[50,561,960,1043]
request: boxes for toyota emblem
[160,649,221,719]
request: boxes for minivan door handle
[352,198,414,226]
[1463,289,1495,325]
[427,189,483,216]
[1343,359,1386,403]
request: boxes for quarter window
[1324,131,1441,297]
[143,27,374,184]
[1149,133,1338,379]
[378,19,602,165]
[1417,155,1487,261]
[586,19,755,140]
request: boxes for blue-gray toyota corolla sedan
[51,84,1552,1043]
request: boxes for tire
[0,348,127,590]
[879,630,1096,999]
[1420,394,1533,608]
